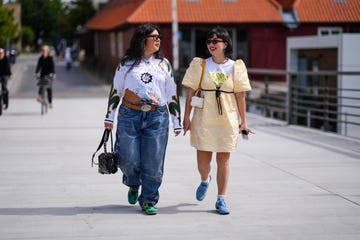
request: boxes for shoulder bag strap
[194,60,206,96]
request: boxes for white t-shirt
[104,56,182,131]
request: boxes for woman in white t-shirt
[182,27,253,215]
[104,23,182,215]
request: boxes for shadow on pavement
[0,203,218,216]
[3,112,41,117]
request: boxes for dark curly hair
[206,27,233,57]
[121,23,164,70]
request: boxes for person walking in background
[0,48,12,110]
[103,23,182,215]
[65,47,72,71]
[182,27,253,215]
[34,45,56,109]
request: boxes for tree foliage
[16,0,63,43]
[0,5,18,47]
[58,0,96,41]
[21,26,35,47]
[16,0,96,47]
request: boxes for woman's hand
[239,123,255,135]
[104,122,113,130]
[183,117,191,136]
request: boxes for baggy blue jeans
[115,104,169,206]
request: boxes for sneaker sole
[141,208,158,215]
[216,209,230,215]
[145,211,158,215]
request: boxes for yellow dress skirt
[182,57,251,152]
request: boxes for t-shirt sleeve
[181,57,204,90]
[162,58,182,131]
[104,64,124,124]
[233,59,251,93]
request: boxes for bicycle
[36,75,52,115]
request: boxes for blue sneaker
[196,176,211,201]
[215,198,230,215]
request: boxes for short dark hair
[206,27,233,57]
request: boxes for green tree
[58,0,96,41]
[0,5,17,47]
[16,0,63,45]
[69,0,96,27]
[21,26,35,48]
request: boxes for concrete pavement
[0,55,360,240]
[8,54,109,99]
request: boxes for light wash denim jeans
[115,104,169,206]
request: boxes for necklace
[212,57,228,64]
[142,56,151,64]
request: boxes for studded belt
[122,98,157,112]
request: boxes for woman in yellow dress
[182,27,253,214]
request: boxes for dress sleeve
[162,58,182,131]
[233,59,251,93]
[181,57,204,90]
[104,64,124,124]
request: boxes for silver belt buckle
[141,104,152,112]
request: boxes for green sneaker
[128,189,138,205]
[141,203,158,215]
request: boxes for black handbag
[91,129,118,174]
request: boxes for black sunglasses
[147,34,162,41]
[206,39,224,45]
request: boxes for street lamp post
[171,0,179,72]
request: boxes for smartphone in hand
[241,129,249,140]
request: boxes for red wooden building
[84,0,360,79]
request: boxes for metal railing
[247,69,360,138]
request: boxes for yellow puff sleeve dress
[182,57,251,152]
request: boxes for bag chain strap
[91,129,114,167]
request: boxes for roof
[85,0,360,31]
[85,1,143,30]
[273,0,297,10]
[295,0,360,23]
[128,0,282,24]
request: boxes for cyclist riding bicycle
[0,48,12,110]
[34,45,56,109]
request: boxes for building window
[318,27,342,36]
[110,32,116,57]
[222,0,237,2]
[117,32,124,58]
[281,10,299,29]
[236,30,248,62]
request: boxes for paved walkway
[0,55,359,240]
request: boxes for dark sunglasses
[206,39,224,45]
[147,34,162,41]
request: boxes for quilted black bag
[91,129,118,174]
